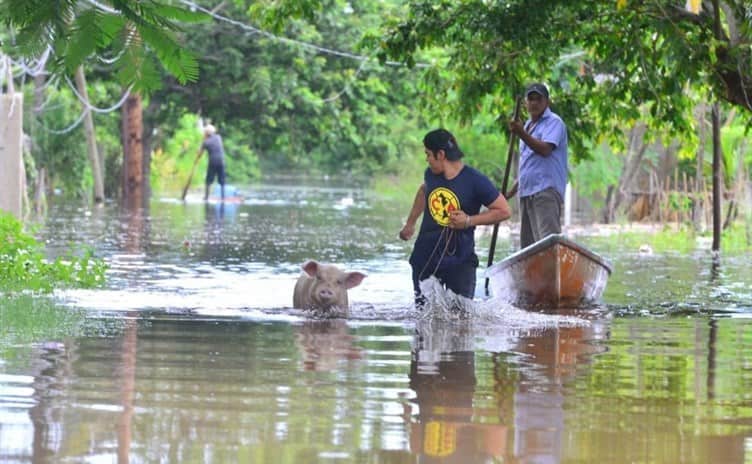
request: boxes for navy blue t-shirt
[410,165,500,272]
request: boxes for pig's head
[301,260,366,312]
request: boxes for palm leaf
[137,22,199,84]
[152,4,209,24]
[65,8,102,71]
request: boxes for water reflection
[118,319,137,464]
[294,320,363,371]
[407,314,609,463]
[4,182,752,463]
[408,348,506,462]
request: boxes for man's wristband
[465,215,472,228]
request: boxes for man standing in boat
[399,129,511,307]
[507,83,568,249]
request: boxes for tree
[374,1,752,151]
[371,0,752,250]
[148,0,422,175]
[1,0,204,93]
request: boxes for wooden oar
[180,153,202,201]
[485,96,522,296]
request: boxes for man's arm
[399,184,426,240]
[449,193,511,229]
[509,120,555,156]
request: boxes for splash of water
[418,276,589,328]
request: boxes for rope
[417,227,460,282]
[64,75,133,113]
[179,0,420,67]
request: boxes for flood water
[2,179,752,464]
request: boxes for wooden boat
[485,234,612,308]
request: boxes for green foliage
[22,77,124,200]
[222,127,262,182]
[571,143,622,212]
[0,212,107,293]
[721,222,752,252]
[374,0,750,161]
[1,0,205,92]
[608,222,752,254]
[23,85,88,198]
[720,117,752,184]
[146,0,423,179]
[151,113,204,192]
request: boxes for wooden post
[711,103,722,251]
[0,92,24,218]
[672,168,677,223]
[664,174,671,222]
[711,0,722,252]
[682,171,689,224]
[74,66,105,204]
[703,177,712,229]
[122,92,144,209]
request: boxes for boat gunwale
[485,234,613,276]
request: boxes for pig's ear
[344,272,366,289]
[302,260,319,277]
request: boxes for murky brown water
[2,179,751,463]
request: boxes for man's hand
[509,120,525,136]
[399,224,415,241]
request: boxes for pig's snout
[317,288,335,302]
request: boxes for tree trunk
[121,92,144,209]
[603,123,648,223]
[693,104,706,231]
[74,66,105,204]
[711,0,722,253]
[711,103,722,252]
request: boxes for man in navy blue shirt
[508,83,568,248]
[399,129,511,306]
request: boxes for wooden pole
[711,0,722,252]
[181,153,202,201]
[485,96,522,296]
[74,66,105,204]
[682,171,689,224]
[711,103,722,251]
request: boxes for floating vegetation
[0,212,107,294]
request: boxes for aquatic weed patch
[0,212,107,293]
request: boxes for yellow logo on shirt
[428,187,461,226]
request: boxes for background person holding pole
[196,123,226,201]
[507,83,568,249]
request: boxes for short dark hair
[423,128,464,160]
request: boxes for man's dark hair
[423,128,464,160]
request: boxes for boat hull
[485,234,612,308]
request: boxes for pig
[293,260,366,314]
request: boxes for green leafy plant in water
[0,212,107,293]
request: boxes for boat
[484,234,612,308]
